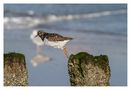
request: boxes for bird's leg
[36,45,41,54]
[63,47,68,59]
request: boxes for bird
[30,30,73,58]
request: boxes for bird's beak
[35,35,38,37]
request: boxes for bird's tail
[66,37,73,40]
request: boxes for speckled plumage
[37,31,73,42]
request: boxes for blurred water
[4,4,127,86]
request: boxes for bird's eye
[38,31,41,34]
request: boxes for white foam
[4,9,126,29]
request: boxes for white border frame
[1,0,129,90]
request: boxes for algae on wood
[4,52,28,86]
[68,52,110,86]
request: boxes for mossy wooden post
[68,52,111,86]
[4,53,28,86]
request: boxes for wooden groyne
[4,53,28,86]
[68,52,111,86]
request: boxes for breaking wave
[4,9,126,29]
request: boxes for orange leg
[63,47,68,59]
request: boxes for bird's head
[37,30,46,37]
[30,30,47,39]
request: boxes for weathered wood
[4,52,28,86]
[68,52,111,86]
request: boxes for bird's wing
[46,33,72,41]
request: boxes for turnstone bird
[30,30,73,58]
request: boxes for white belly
[44,38,69,49]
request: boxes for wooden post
[68,52,111,86]
[4,52,28,86]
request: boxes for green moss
[69,52,93,64]
[4,52,26,65]
[75,52,92,60]
[68,52,109,73]
[93,55,109,74]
